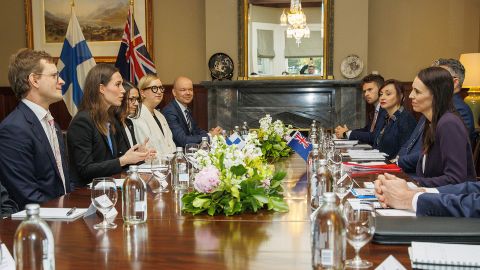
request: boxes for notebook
[409,242,480,268]
[373,216,480,244]
[11,208,88,220]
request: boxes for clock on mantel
[340,54,364,79]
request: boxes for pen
[66,207,76,216]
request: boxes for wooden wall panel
[0,85,208,131]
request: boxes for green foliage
[182,170,289,216]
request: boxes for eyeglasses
[128,97,141,104]
[143,85,165,93]
[33,71,60,83]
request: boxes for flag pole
[130,0,135,46]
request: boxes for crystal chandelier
[280,0,310,45]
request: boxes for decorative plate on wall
[340,54,364,79]
[208,53,234,80]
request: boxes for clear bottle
[307,144,320,210]
[241,121,249,139]
[309,126,317,141]
[309,133,318,146]
[199,137,210,152]
[14,204,55,270]
[316,159,333,205]
[311,192,345,270]
[172,147,189,191]
[122,165,147,224]
[234,125,241,134]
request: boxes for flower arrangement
[256,114,293,162]
[182,135,289,216]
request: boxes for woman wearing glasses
[114,81,142,156]
[67,64,149,186]
[132,74,176,155]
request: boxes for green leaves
[230,165,247,176]
[182,170,289,216]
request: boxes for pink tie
[46,113,66,193]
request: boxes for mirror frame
[238,0,334,80]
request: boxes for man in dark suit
[394,116,426,174]
[163,76,222,147]
[335,74,386,144]
[433,58,475,144]
[0,49,71,209]
[1,181,18,217]
[374,173,480,217]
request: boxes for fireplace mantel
[201,79,364,131]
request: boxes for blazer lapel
[19,103,62,185]
[172,101,191,135]
[125,118,137,145]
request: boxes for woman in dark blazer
[114,81,142,157]
[67,64,149,186]
[411,67,476,187]
[373,79,417,159]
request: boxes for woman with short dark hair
[373,79,417,159]
[411,66,475,187]
[114,81,142,157]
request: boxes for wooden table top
[0,155,412,269]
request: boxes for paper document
[376,209,416,217]
[0,244,14,270]
[11,208,88,220]
[88,178,125,188]
[409,242,480,267]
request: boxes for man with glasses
[163,76,222,147]
[0,48,71,209]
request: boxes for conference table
[0,155,412,269]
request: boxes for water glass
[344,201,376,268]
[91,177,118,230]
[148,155,171,193]
[332,167,353,206]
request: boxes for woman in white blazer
[133,74,176,155]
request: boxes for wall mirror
[238,0,334,79]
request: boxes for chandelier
[280,0,310,45]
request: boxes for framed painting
[25,0,153,62]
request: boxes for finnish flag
[57,7,96,116]
[226,133,245,150]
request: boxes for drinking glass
[332,167,353,207]
[344,201,376,268]
[91,177,118,230]
[327,148,342,170]
[185,143,199,185]
[148,155,171,193]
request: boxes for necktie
[45,112,66,193]
[370,110,379,132]
[185,109,193,133]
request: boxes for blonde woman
[133,74,176,155]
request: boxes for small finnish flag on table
[226,133,245,150]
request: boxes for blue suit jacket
[397,116,425,174]
[349,108,387,145]
[453,93,475,144]
[417,181,480,217]
[162,100,208,147]
[373,108,417,159]
[0,102,70,209]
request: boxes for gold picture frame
[25,0,153,63]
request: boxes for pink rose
[194,166,221,193]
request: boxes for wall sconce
[460,53,480,128]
